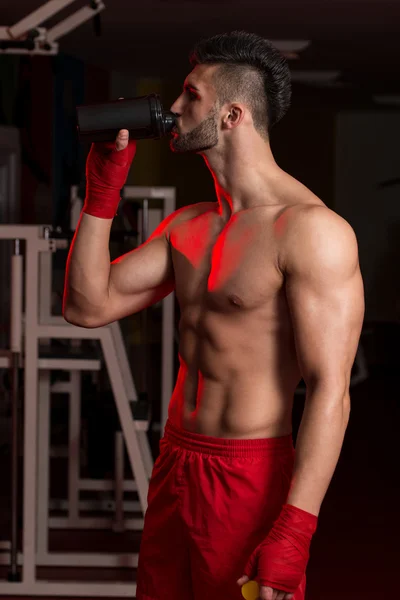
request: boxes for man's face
[170,65,220,154]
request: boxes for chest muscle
[170,212,283,312]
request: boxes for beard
[170,107,218,154]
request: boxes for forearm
[287,385,351,517]
[63,213,113,323]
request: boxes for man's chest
[169,210,284,310]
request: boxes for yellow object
[241,580,260,600]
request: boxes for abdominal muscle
[168,308,301,439]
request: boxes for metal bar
[36,553,138,568]
[9,243,23,581]
[9,0,78,38]
[122,187,176,433]
[0,581,137,597]
[113,432,125,533]
[141,198,149,243]
[137,430,154,479]
[37,324,107,339]
[100,329,149,513]
[139,199,149,396]
[161,189,176,432]
[0,45,58,56]
[68,371,81,523]
[9,353,20,581]
[10,248,23,352]
[79,478,138,491]
[40,315,68,325]
[46,2,105,43]
[0,356,101,371]
[37,372,51,555]
[48,499,141,512]
[48,517,144,530]
[21,234,40,584]
[39,357,101,370]
[109,322,137,401]
[39,250,52,323]
[0,225,47,239]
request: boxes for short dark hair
[190,31,291,136]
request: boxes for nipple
[241,580,260,600]
[229,294,243,308]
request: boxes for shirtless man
[63,31,365,600]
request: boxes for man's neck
[202,135,282,219]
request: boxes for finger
[115,129,129,151]
[237,575,249,586]
[260,586,275,600]
[284,595,294,600]
[276,592,286,600]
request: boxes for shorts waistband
[164,419,294,458]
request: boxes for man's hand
[236,505,317,600]
[83,129,136,220]
[237,575,294,600]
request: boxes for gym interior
[0,2,398,599]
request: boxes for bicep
[285,210,365,388]
[105,234,174,323]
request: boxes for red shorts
[136,419,306,600]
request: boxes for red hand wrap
[243,504,318,594]
[83,140,136,219]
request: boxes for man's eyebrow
[184,83,200,92]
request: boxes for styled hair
[190,31,291,135]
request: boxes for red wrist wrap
[244,504,318,593]
[83,140,136,219]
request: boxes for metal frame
[0,0,105,56]
[124,186,176,432]
[0,185,177,597]
[0,128,20,351]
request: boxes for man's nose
[170,94,184,116]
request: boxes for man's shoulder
[164,202,217,237]
[175,201,217,219]
[277,202,358,273]
[279,199,353,237]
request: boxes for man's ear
[221,103,245,130]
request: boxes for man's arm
[63,211,176,328]
[282,205,365,516]
[63,130,177,328]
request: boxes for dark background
[0,1,399,598]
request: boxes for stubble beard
[170,107,218,154]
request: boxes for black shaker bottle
[76,93,176,142]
